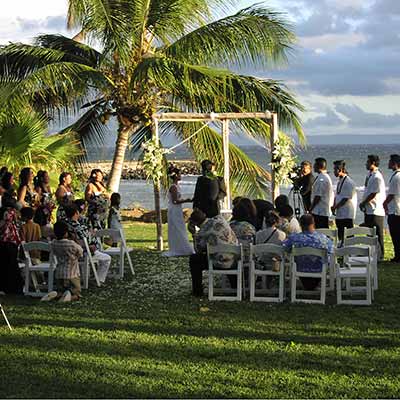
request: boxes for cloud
[305,108,345,128]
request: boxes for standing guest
[283,214,333,290]
[163,167,194,257]
[55,172,74,221]
[17,167,38,209]
[331,160,357,242]
[309,158,334,229]
[384,154,400,262]
[297,160,314,212]
[43,221,83,302]
[0,166,8,179]
[34,170,52,202]
[85,169,109,230]
[360,155,386,259]
[64,205,111,284]
[1,172,16,198]
[20,207,42,264]
[252,199,274,231]
[0,196,24,294]
[108,193,122,230]
[193,160,220,218]
[278,204,301,235]
[188,209,237,297]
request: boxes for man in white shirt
[360,154,386,259]
[383,154,400,262]
[309,158,334,229]
[331,160,357,242]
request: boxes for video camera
[287,165,303,190]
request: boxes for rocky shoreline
[84,160,200,180]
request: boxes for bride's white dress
[163,184,194,257]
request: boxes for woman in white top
[331,160,357,242]
[163,166,194,257]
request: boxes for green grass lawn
[1,222,400,398]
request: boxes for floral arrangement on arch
[270,133,298,186]
[141,138,171,182]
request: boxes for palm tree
[0,108,81,175]
[0,0,304,195]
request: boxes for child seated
[20,207,42,264]
[64,204,111,284]
[42,221,83,302]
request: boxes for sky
[1,0,400,139]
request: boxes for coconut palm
[0,108,81,175]
[0,0,304,195]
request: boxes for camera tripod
[289,187,305,219]
[0,303,12,330]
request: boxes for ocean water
[118,144,400,224]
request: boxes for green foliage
[0,109,81,175]
[0,224,399,398]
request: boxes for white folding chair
[343,236,379,290]
[94,228,134,278]
[249,244,286,303]
[22,241,56,297]
[207,243,243,301]
[344,226,376,239]
[316,228,338,291]
[82,238,101,288]
[335,246,373,305]
[290,247,328,304]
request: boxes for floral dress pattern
[56,187,74,221]
[87,193,109,230]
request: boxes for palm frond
[165,5,295,68]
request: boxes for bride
[163,166,194,257]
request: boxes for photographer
[291,161,313,212]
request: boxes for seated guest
[0,195,23,294]
[278,204,301,235]
[275,194,290,214]
[283,214,333,290]
[253,199,274,231]
[20,207,42,264]
[44,221,83,302]
[64,205,111,284]
[256,210,286,271]
[229,198,256,243]
[189,209,237,297]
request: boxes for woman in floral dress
[55,172,74,221]
[85,169,109,230]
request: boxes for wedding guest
[55,172,74,221]
[0,195,24,294]
[253,199,274,231]
[360,155,386,259]
[85,169,109,229]
[193,160,220,218]
[17,167,38,209]
[0,182,4,208]
[229,198,257,243]
[188,209,237,296]
[309,158,334,229]
[1,172,15,198]
[274,194,289,214]
[283,214,333,290]
[20,207,42,264]
[331,160,357,242]
[34,170,52,203]
[163,167,194,257]
[384,154,400,262]
[278,205,301,235]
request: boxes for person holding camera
[297,161,314,212]
[360,154,386,259]
[309,158,333,229]
[331,160,357,242]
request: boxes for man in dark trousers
[193,160,220,218]
[384,154,400,262]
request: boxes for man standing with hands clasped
[360,155,386,260]
[384,154,400,262]
[309,158,333,229]
[331,160,357,243]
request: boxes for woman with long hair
[34,170,52,200]
[1,172,16,198]
[85,169,109,229]
[163,165,194,257]
[55,172,74,221]
[17,167,38,208]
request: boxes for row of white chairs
[207,226,379,306]
[22,228,134,297]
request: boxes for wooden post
[152,118,164,251]
[222,119,231,210]
[270,113,280,203]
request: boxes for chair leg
[126,251,134,275]
[279,270,285,302]
[237,270,242,301]
[120,250,125,279]
[48,268,54,292]
[24,266,30,295]
[208,271,213,301]
[249,264,255,302]
[321,272,327,304]
[291,269,296,303]
[336,276,342,304]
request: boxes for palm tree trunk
[107,123,135,192]
[153,179,164,251]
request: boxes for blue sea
[118,144,400,224]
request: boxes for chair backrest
[250,243,286,258]
[94,228,121,242]
[316,229,338,244]
[207,243,242,257]
[344,226,376,238]
[344,236,378,248]
[335,245,371,258]
[291,246,327,258]
[22,241,50,253]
